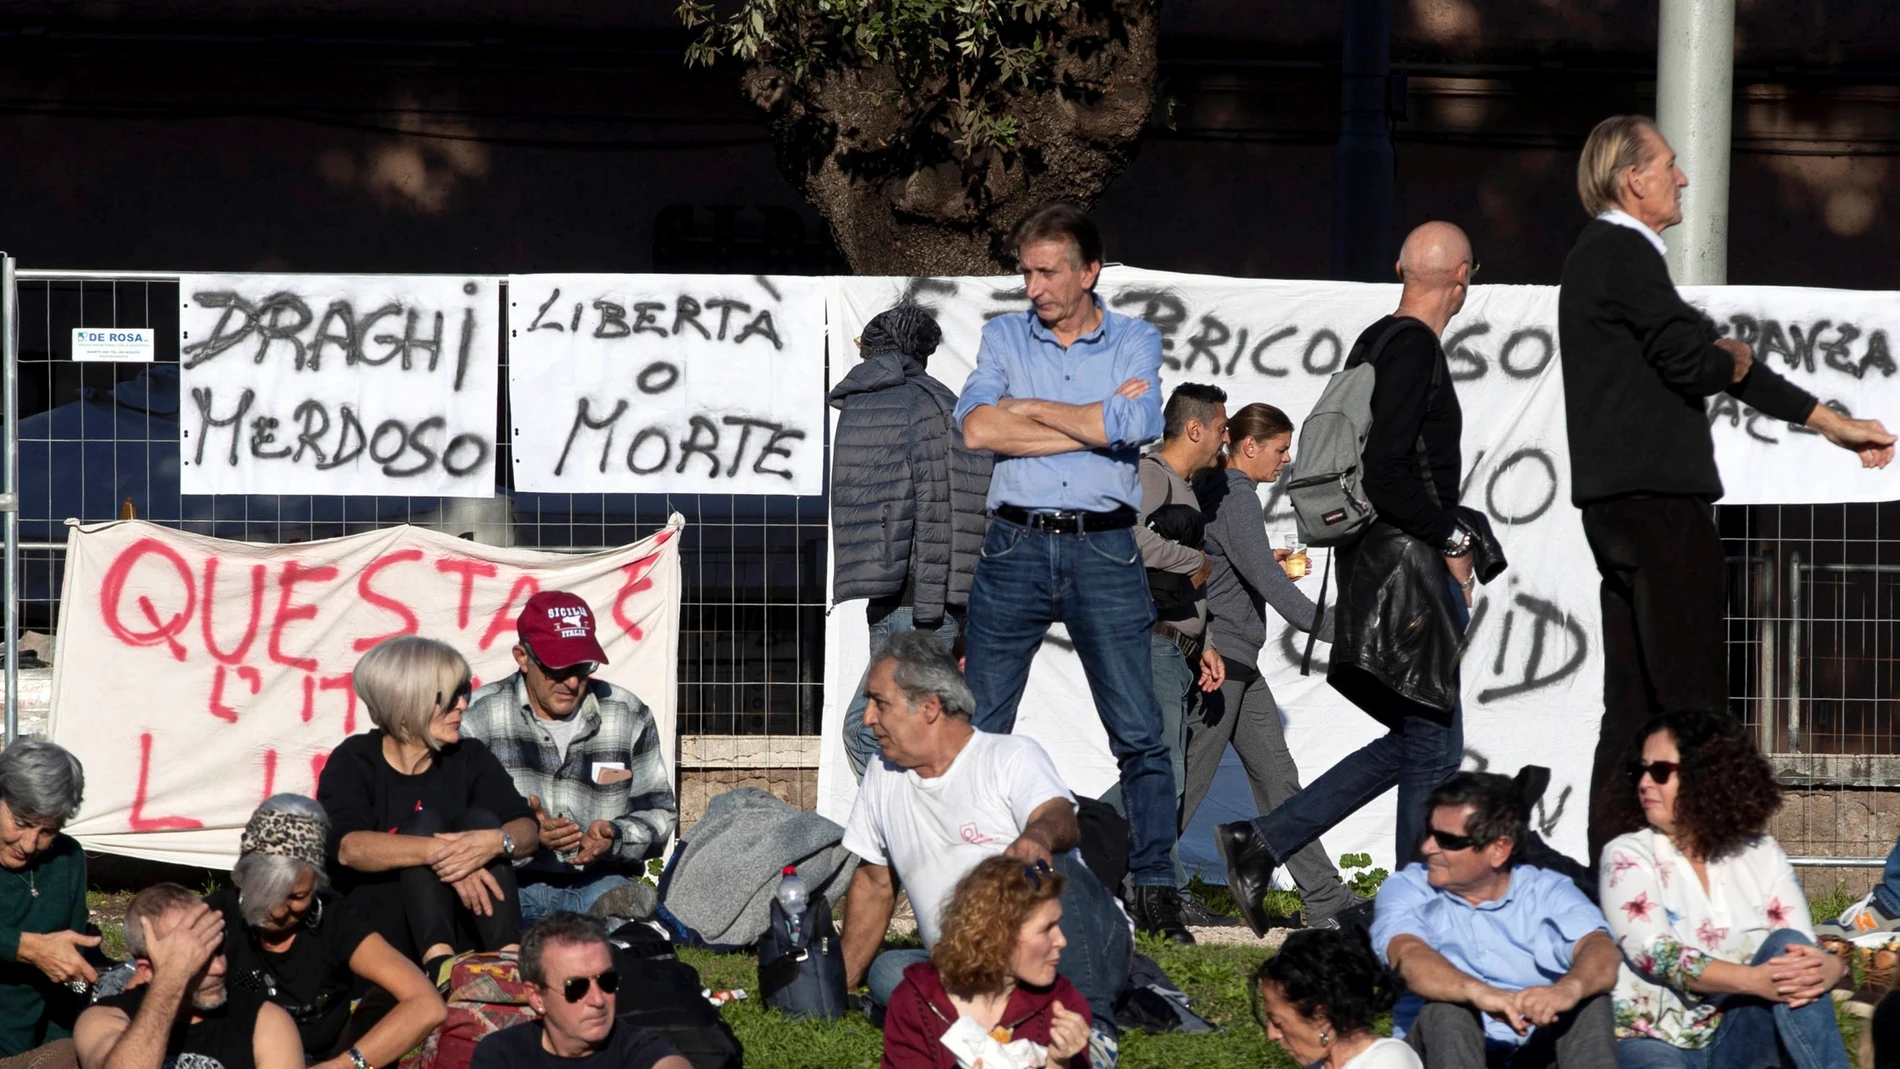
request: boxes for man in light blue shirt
[953,202,1188,942]
[1372,772,1618,1069]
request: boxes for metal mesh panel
[1723,501,1900,873]
[14,275,828,747]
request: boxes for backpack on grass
[1286,318,1437,547]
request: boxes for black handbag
[755,892,847,1020]
[609,922,745,1069]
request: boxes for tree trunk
[742,1,1160,276]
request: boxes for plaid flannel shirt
[463,672,677,873]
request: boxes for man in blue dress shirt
[1372,772,1619,1069]
[953,202,1189,942]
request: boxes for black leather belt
[1155,621,1202,660]
[992,505,1137,533]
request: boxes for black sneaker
[1132,886,1196,945]
[1176,889,1243,928]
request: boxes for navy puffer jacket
[828,352,992,626]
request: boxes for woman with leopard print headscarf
[209,795,443,1069]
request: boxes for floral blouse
[1598,828,1813,1049]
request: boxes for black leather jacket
[1327,506,1506,719]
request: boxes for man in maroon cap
[463,591,678,922]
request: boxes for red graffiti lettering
[201,559,266,665]
[207,663,262,723]
[130,733,203,831]
[612,548,666,642]
[434,558,499,630]
[300,674,317,722]
[478,574,540,650]
[320,673,359,733]
[354,550,424,651]
[100,539,196,660]
[269,561,338,671]
[261,749,278,800]
[310,752,328,793]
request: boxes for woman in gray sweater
[1189,403,1356,927]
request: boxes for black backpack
[608,922,744,1069]
[1144,457,1207,612]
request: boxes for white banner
[507,274,827,496]
[178,274,500,498]
[48,517,683,869]
[819,269,1900,878]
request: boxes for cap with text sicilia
[517,590,610,669]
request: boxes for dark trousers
[1580,496,1727,864]
[347,806,523,962]
[1407,994,1616,1069]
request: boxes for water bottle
[776,864,808,948]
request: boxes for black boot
[1215,821,1280,937]
[1132,886,1195,945]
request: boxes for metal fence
[5,270,830,780]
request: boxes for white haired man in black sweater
[1559,115,1896,862]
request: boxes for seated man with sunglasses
[464,592,678,924]
[472,912,688,1069]
[1372,773,1620,1069]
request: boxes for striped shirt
[463,673,677,872]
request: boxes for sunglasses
[529,650,598,681]
[432,682,474,713]
[1626,760,1680,786]
[557,970,620,1003]
[1023,858,1053,892]
[1426,828,1493,852]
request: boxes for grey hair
[875,630,975,721]
[123,883,202,959]
[0,739,85,826]
[232,794,330,926]
[520,911,608,986]
[353,635,470,750]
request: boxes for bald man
[1218,221,1482,936]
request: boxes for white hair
[232,794,329,926]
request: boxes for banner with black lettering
[178,274,500,498]
[816,269,1900,878]
[507,274,826,495]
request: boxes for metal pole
[3,254,18,744]
[1331,0,1395,282]
[1655,0,1735,284]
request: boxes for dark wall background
[0,1,1896,285]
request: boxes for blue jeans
[1099,633,1193,886]
[1875,840,1900,917]
[517,872,632,925]
[964,518,1176,887]
[842,607,962,778]
[1252,573,1468,866]
[1614,930,1850,1069]
[866,852,1133,1029]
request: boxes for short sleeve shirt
[841,731,1075,945]
[471,1021,678,1069]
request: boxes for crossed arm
[961,379,1150,456]
[1386,930,1621,1035]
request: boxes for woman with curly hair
[880,856,1092,1069]
[1255,927,1417,1068]
[1600,709,1849,1067]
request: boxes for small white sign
[72,328,155,363]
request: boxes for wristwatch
[500,831,516,859]
[1441,523,1473,558]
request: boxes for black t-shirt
[94,985,267,1069]
[470,1021,679,1069]
[207,886,374,1057]
[1353,314,1463,545]
[316,729,534,888]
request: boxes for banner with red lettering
[47,517,683,868]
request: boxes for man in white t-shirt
[839,631,1134,1038]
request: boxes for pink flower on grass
[1622,892,1657,922]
